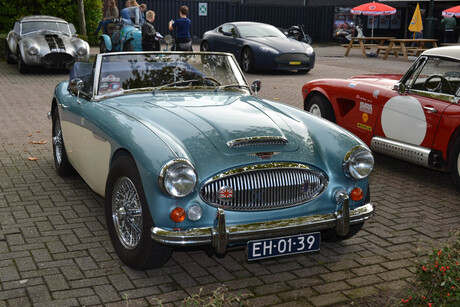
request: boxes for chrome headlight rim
[343,145,374,180]
[259,46,279,54]
[28,45,39,55]
[77,47,88,56]
[159,159,197,198]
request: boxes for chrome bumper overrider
[151,199,374,255]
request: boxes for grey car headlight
[77,47,87,56]
[343,145,374,180]
[159,159,197,198]
[28,46,39,55]
[260,46,278,54]
[305,45,314,55]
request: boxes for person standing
[441,16,457,43]
[94,0,119,35]
[142,10,160,51]
[168,5,192,51]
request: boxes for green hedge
[0,0,102,45]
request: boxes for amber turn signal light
[171,207,186,223]
[350,187,363,201]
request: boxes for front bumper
[151,196,374,254]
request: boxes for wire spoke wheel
[112,176,143,250]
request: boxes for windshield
[407,56,460,96]
[21,21,71,36]
[95,53,248,97]
[237,24,285,38]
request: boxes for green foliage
[400,231,460,306]
[0,0,102,44]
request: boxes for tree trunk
[77,0,87,36]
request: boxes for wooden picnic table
[343,37,395,58]
[382,38,438,61]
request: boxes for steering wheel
[424,74,452,93]
[202,76,221,86]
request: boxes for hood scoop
[227,136,288,148]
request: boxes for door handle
[58,103,69,109]
[423,106,437,113]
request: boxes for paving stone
[0,45,458,306]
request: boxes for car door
[214,24,241,56]
[374,56,457,148]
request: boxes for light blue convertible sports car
[50,51,374,269]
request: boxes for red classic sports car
[302,46,460,190]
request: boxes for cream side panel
[61,121,111,196]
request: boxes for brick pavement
[0,45,459,306]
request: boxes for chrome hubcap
[53,121,63,165]
[309,104,322,117]
[112,177,142,250]
[243,51,250,70]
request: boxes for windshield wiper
[152,79,199,94]
[215,84,250,91]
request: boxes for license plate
[247,232,320,261]
[289,61,301,65]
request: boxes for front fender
[101,34,113,51]
[18,39,40,65]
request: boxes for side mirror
[252,80,261,95]
[393,82,405,94]
[218,27,223,33]
[69,78,84,95]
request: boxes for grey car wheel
[242,47,255,73]
[52,110,74,176]
[105,155,173,269]
[18,52,29,73]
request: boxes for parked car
[5,15,90,73]
[302,46,460,190]
[201,21,315,73]
[50,51,374,269]
[99,18,142,53]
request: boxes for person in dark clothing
[142,10,160,51]
[168,5,192,51]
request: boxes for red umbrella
[351,2,397,37]
[442,5,460,18]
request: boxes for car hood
[108,92,302,157]
[348,74,403,89]
[24,31,77,51]
[246,36,309,53]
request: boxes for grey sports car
[5,15,90,73]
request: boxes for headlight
[28,46,39,55]
[77,47,87,56]
[260,46,278,54]
[305,46,314,54]
[159,159,197,198]
[343,145,374,180]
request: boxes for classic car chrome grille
[275,53,310,63]
[43,53,73,65]
[200,163,328,211]
[227,136,288,148]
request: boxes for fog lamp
[350,187,363,201]
[171,207,185,223]
[187,205,202,221]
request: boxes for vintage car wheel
[5,41,14,64]
[17,53,29,74]
[105,155,173,269]
[100,39,108,53]
[241,47,255,73]
[306,95,336,123]
[449,138,460,191]
[52,110,75,176]
[122,41,134,51]
[200,41,209,51]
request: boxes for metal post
[424,0,435,39]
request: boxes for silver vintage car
[5,15,90,73]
